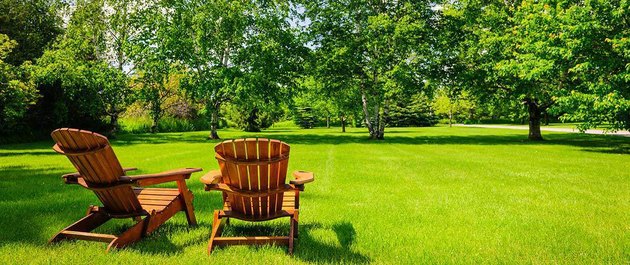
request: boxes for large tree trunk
[372,99,381,139]
[109,112,119,137]
[150,102,160,134]
[360,86,375,136]
[341,115,346,132]
[526,100,543,141]
[151,115,159,134]
[209,102,220,139]
[326,115,330,128]
[375,100,388,140]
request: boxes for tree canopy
[0,0,627,140]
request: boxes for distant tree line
[1,0,627,141]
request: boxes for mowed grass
[1,126,629,264]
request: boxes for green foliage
[0,34,38,134]
[29,0,130,134]
[168,0,304,138]
[119,115,211,133]
[432,89,477,124]
[222,103,282,132]
[385,93,437,127]
[304,0,435,139]
[442,0,630,138]
[0,0,62,65]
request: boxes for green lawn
[1,126,629,264]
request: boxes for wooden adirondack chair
[201,138,314,255]
[49,128,201,252]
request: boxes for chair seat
[223,191,296,212]
[133,187,180,213]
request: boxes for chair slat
[246,139,260,216]
[258,138,270,216]
[234,139,252,216]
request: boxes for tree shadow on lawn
[108,131,630,155]
[277,133,630,155]
[0,165,90,245]
[3,129,627,155]
[0,150,56,157]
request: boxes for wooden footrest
[60,231,117,243]
[213,236,290,246]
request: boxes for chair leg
[106,215,151,252]
[49,212,110,243]
[289,211,298,255]
[208,210,223,255]
[177,180,197,226]
[293,212,299,238]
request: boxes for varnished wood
[213,236,290,245]
[59,231,117,243]
[49,128,200,252]
[204,138,314,254]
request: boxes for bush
[119,116,211,133]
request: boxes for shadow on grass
[121,222,206,255]
[294,222,370,264]
[0,164,213,251]
[211,220,370,263]
[0,165,89,245]
[2,128,628,156]
[0,150,55,157]
[106,130,630,155]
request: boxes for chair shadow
[214,220,370,263]
[294,222,370,264]
[121,222,207,255]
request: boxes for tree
[432,88,476,126]
[128,0,182,133]
[443,0,629,140]
[0,34,38,134]
[100,0,141,134]
[0,0,62,66]
[173,0,304,139]
[552,1,630,132]
[304,0,434,139]
[29,0,131,134]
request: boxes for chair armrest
[200,170,222,185]
[290,170,314,185]
[61,172,91,189]
[62,172,81,184]
[123,168,202,186]
[289,170,314,191]
[206,183,294,197]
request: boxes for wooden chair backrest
[215,138,290,217]
[51,128,143,215]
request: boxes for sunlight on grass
[0,126,629,264]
